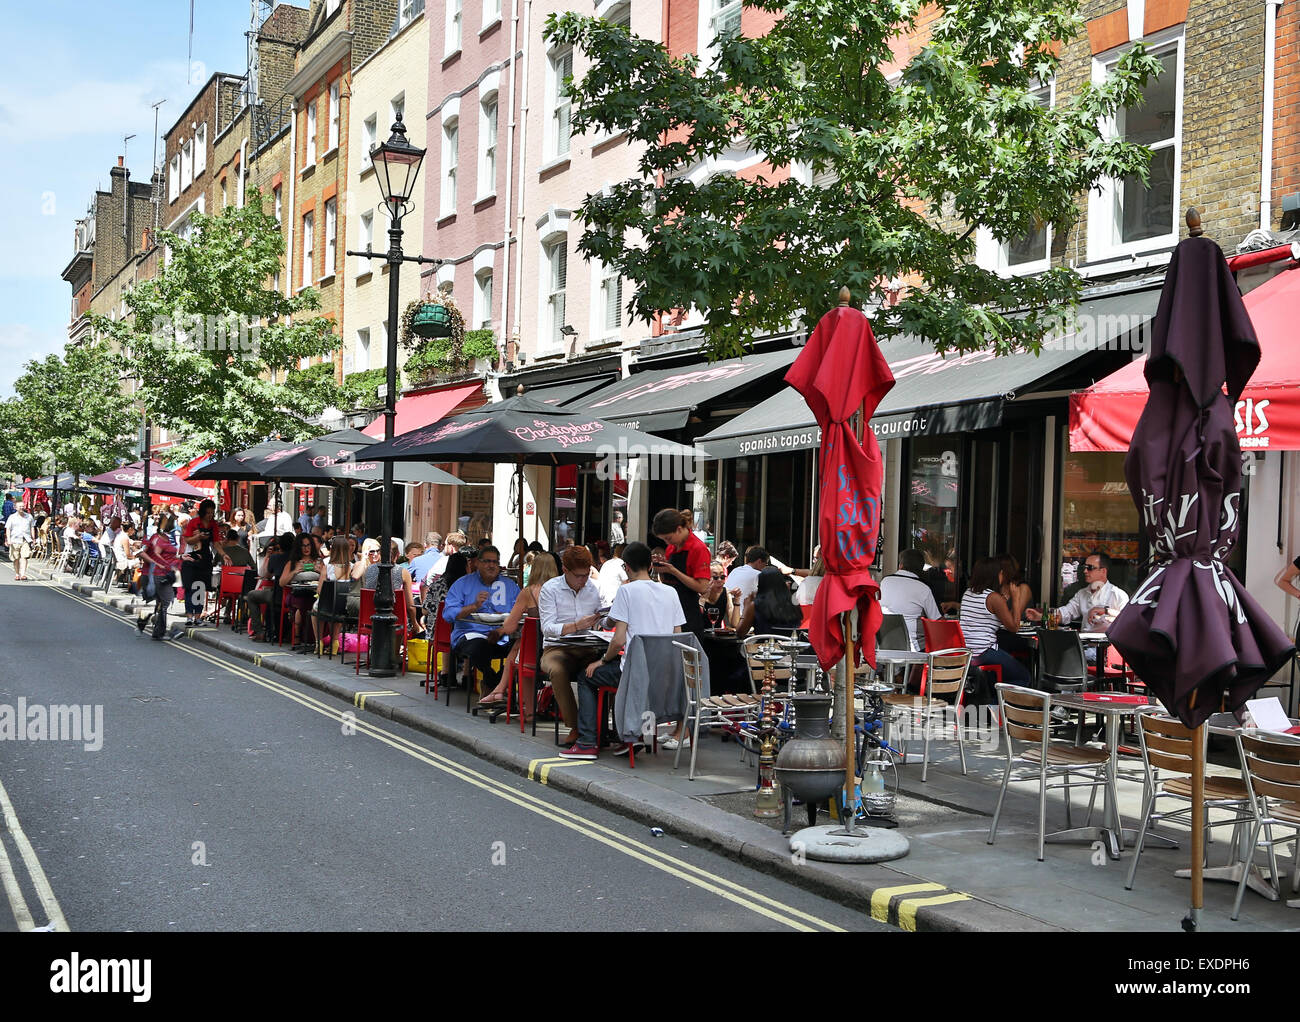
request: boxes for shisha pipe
[752,640,787,819]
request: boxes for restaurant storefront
[696,285,1162,602]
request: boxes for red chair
[428,602,452,697]
[217,566,248,628]
[510,616,541,731]
[353,588,376,675]
[1102,643,1140,692]
[921,617,1001,695]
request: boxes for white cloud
[0,322,66,397]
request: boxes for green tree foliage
[5,340,137,481]
[90,190,341,459]
[546,0,1164,359]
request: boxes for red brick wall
[1273,0,1300,225]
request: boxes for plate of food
[471,612,507,625]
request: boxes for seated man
[443,545,520,693]
[563,543,684,759]
[245,533,295,642]
[537,546,606,747]
[1027,550,1129,662]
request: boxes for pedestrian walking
[138,525,182,640]
[5,503,35,580]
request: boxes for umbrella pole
[842,610,858,834]
[517,456,525,567]
[1186,722,1205,931]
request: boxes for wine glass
[706,603,721,630]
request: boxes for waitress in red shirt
[651,507,711,634]
[180,498,225,627]
[138,524,183,640]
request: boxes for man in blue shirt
[443,544,520,693]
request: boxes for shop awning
[699,288,1161,458]
[566,348,800,433]
[523,375,618,407]
[361,381,484,439]
[1070,264,1300,451]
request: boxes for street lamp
[347,113,435,677]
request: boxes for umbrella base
[1174,862,1278,901]
[789,824,908,863]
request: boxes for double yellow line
[43,582,848,932]
[869,882,971,931]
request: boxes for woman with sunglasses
[279,533,322,651]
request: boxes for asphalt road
[0,568,888,932]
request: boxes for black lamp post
[346,113,434,677]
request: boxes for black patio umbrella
[264,429,465,488]
[190,440,298,482]
[1109,215,1295,929]
[356,391,698,544]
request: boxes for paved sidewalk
[35,565,1300,933]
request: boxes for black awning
[566,347,801,432]
[523,375,619,407]
[697,287,1161,458]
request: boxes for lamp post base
[368,610,398,677]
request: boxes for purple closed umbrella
[1109,224,1295,931]
[1110,233,1294,725]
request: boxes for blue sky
[0,0,257,396]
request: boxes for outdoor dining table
[1048,690,1161,860]
[866,648,929,692]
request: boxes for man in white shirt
[537,545,606,745]
[724,547,768,626]
[1029,551,1129,660]
[5,503,35,580]
[879,549,942,651]
[597,544,628,606]
[609,511,625,546]
[254,498,293,552]
[562,542,684,759]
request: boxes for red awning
[361,382,483,439]
[1070,263,1300,451]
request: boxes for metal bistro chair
[883,647,973,782]
[674,640,760,781]
[876,613,913,653]
[988,683,1117,862]
[1232,729,1300,920]
[1124,708,1252,895]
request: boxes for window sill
[473,193,497,211]
[534,350,566,363]
[355,270,373,285]
[301,162,316,179]
[317,273,336,287]
[437,212,457,227]
[442,48,462,67]
[480,17,502,39]
[361,163,374,180]
[323,146,339,162]
[538,156,570,180]
[585,337,621,352]
[591,131,629,158]
[1076,246,1173,279]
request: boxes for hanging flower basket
[412,302,454,338]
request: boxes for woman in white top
[317,537,352,654]
[960,556,1032,693]
[793,555,825,607]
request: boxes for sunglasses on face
[1084,564,1101,572]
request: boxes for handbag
[407,638,431,671]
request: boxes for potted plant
[401,289,466,346]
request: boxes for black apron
[665,547,706,635]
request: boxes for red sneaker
[558,743,598,761]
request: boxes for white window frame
[181,141,193,190]
[599,263,623,337]
[482,0,502,31]
[442,118,459,216]
[445,0,462,56]
[355,327,371,372]
[1088,30,1184,263]
[542,235,568,351]
[362,114,377,169]
[976,80,1055,277]
[302,211,314,288]
[478,92,498,200]
[305,99,317,167]
[327,81,340,153]
[194,123,207,174]
[399,0,424,30]
[391,93,405,128]
[474,269,494,330]
[698,0,742,67]
[169,155,180,202]
[324,197,337,280]
[357,210,374,275]
[273,186,282,223]
[546,48,573,161]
